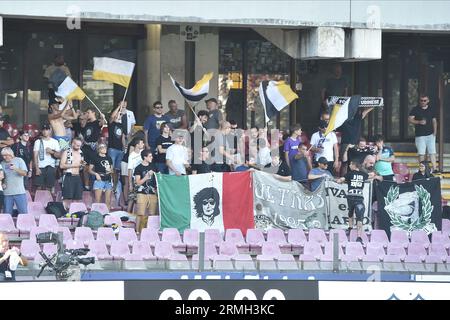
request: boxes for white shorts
[121,161,129,176]
[415,134,436,155]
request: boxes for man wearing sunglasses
[144,101,169,152]
[408,94,438,173]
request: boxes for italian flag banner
[156,171,254,234]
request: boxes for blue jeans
[4,194,28,215]
[108,148,124,171]
[154,162,168,174]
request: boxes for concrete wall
[2,1,450,32]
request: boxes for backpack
[84,211,104,230]
[45,202,67,218]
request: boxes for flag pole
[186,100,209,138]
[85,94,107,126]
[121,87,129,103]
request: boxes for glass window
[0,31,24,126]
[246,40,290,130]
[218,40,243,127]
[386,50,401,138]
[25,32,79,127]
[81,35,136,115]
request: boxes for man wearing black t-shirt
[108,102,126,188]
[408,94,438,173]
[134,149,158,233]
[191,147,212,174]
[13,131,33,188]
[80,108,106,190]
[338,161,368,244]
[89,143,113,209]
[154,122,173,174]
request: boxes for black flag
[376,177,442,237]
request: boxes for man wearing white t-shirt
[33,124,61,191]
[166,132,189,176]
[310,120,339,175]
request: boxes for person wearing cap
[33,124,61,192]
[166,131,190,176]
[204,98,223,131]
[310,120,339,175]
[143,101,170,151]
[0,115,14,162]
[308,156,333,191]
[88,143,113,209]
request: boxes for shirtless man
[60,137,84,209]
[48,100,78,150]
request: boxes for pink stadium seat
[308,229,328,246]
[394,174,405,183]
[261,242,282,257]
[118,227,138,245]
[96,227,117,245]
[154,241,175,260]
[299,254,320,270]
[104,215,123,227]
[429,243,448,261]
[233,254,255,271]
[69,202,88,215]
[219,242,239,257]
[88,240,112,260]
[131,241,155,260]
[110,240,131,260]
[303,242,323,259]
[329,229,348,246]
[343,242,365,261]
[146,216,160,230]
[29,227,50,243]
[192,242,218,270]
[323,241,344,261]
[55,226,73,242]
[366,242,386,260]
[256,255,278,270]
[205,229,223,248]
[34,190,54,205]
[392,163,410,182]
[390,230,410,248]
[387,243,407,260]
[383,254,405,272]
[212,255,234,270]
[74,227,95,246]
[267,229,291,253]
[224,229,249,252]
[349,229,369,244]
[246,229,265,254]
[287,229,307,254]
[442,219,450,234]
[276,254,298,270]
[82,192,93,210]
[161,228,186,252]
[404,255,426,272]
[183,229,199,253]
[139,228,160,246]
[20,240,40,259]
[38,214,59,230]
[16,214,37,235]
[431,232,450,249]
[27,202,47,220]
[410,230,430,249]
[0,214,19,235]
[370,230,389,247]
[91,203,109,215]
[407,243,427,260]
[65,240,85,250]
